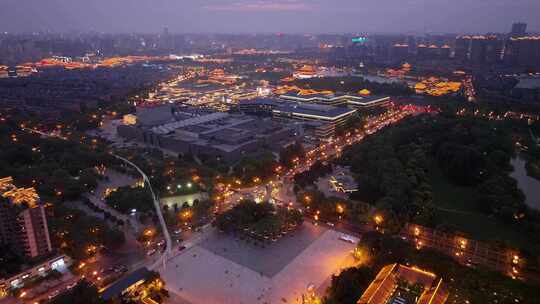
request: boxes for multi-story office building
[118,109,296,162]
[511,22,527,37]
[391,43,409,62]
[454,35,503,65]
[238,98,358,139]
[504,36,540,67]
[454,36,470,61]
[439,44,451,59]
[279,92,390,108]
[0,177,52,259]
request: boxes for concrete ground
[161,222,356,304]
[199,223,326,277]
[315,177,349,200]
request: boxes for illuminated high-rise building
[440,44,451,59]
[391,43,409,62]
[454,35,502,64]
[454,36,470,61]
[0,177,52,259]
[504,36,540,67]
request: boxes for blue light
[352,37,367,44]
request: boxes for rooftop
[0,176,39,208]
[357,263,448,304]
[241,98,357,120]
[280,92,390,107]
[100,267,153,300]
[514,76,540,89]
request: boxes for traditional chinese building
[357,263,448,304]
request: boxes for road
[223,106,417,209]
[15,104,421,302]
[112,154,172,271]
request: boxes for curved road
[22,126,173,270]
[113,154,172,271]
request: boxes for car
[178,245,186,252]
[113,265,128,273]
[66,281,80,290]
[146,249,156,256]
[174,228,183,235]
[48,290,61,300]
[338,234,358,244]
[326,222,335,227]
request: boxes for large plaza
[161,222,357,304]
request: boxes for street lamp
[144,228,155,237]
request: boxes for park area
[161,222,357,304]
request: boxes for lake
[510,156,540,210]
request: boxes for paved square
[161,222,357,304]
[199,221,326,277]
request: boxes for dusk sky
[1,0,539,34]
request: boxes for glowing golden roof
[0,176,15,192]
[1,177,40,207]
[297,65,316,73]
[415,83,427,90]
[2,187,39,207]
[358,89,371,95]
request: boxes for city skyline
[1,1,539,303]
[1,0,539,34]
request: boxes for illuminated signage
[352,37,367,44]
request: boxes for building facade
[0,177,52,259]
[238,98,358,139]
[118,111,296,162]
[357,263,448,304]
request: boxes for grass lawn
[428,160,531,250]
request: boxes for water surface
[510,156,540,210]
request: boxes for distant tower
[161,27,172,50]
[510,22,527,37]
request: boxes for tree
[475,174,526,222]
[106,186,154,214]
[436,143,482,186]
[49,280,104,304]
[192,199,214,225]
[279,142,305,168]
[0,242,23,277]
[324,267,375,304]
